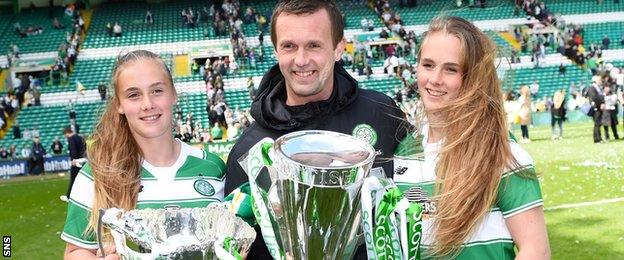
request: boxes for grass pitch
[0,120,622,259]
[516,121,624,259]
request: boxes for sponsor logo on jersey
[352,123,378,146]
[194,179,215,196]
[404,186,436,218]
[395,166,409,175]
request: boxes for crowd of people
[585,62,624,143]
[500,60,624,143]
[172,103,252,144]
[0,129,78,176]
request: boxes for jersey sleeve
[496,143,543,218]
[60,163,98,249]
[202,149,226,178]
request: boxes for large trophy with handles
[239,130,422,260]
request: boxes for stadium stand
[582,21,624,48]
[546,0,624,14]
[394,0,518,25]
[0,7,72,54]
[2,101,103,152]
[0,0,623,160]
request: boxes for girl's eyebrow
[420,58,460,67]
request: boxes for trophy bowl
[100,202,256,260]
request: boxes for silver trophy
[239,130,376,260]
[99,203,256,259]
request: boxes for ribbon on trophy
[361,176,422,260]
[239,138,285,260]
[214,236,243,260]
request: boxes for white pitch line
[545,197,624,211]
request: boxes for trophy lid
[274,130,376,169]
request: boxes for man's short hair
[63,126,73,135]
[270,0,344,48]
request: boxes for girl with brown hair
[393,16,550,259]
[61,50,226,259]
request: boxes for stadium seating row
[2,101,102,152]
[0,7,72,54]
[1,1,623,150]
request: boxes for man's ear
[334,38,347,61]
[273,46,278,60]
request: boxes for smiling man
[224,0,407,258]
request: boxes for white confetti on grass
[575,160,623,169]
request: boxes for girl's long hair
[419,16,516,256]
[85,50,175,240]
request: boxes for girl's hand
[96,245,120,260]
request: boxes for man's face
[274,8,345,106]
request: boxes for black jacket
[225,63,406,259]
[51,141,64,155]
[587,84,604,109]
[67,134,85,160]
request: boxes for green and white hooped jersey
[393,127,543,259]
[61,141,226,249]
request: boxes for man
[97,82,107,101]
[0,146,9,159]
[586,79,605,143]
[602,35,610,50]
[145,10,154,25]
[224,0,406,258]
[51,137,64,155]
[12,120,21,139]
[60,126,85,202]
[31,137,46,175]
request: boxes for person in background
[113,22,122,37]
[59,127,85,202]
[0,146,9,159]
[31,137,46,175]
[9,144,17,159]
[602,85,619,140]
[586,78,605,143]
[551,89,566,139]
[12,120,21,139]
[98,82,108,101]
[51,136,64,155]
[518,85,532,143]
[145,10,154,25]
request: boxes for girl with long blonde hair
[61,50,226,259]
[393,16,550,259]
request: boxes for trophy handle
[238,138,285,260]
[214,236,244,260]
[97,209,107,258]
[360,176,423,260]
